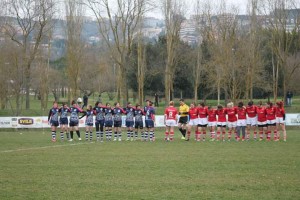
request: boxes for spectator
[82,93,88,109]
[286,91,293,106]
[154,93,159,107]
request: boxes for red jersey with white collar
[256,106,267,122]
[246,105,257,118]
[198,106,208,118]
[189,107,199,120]
[275,107,285,118]
[266,107,276,120]
[164,106,178,120]
[227,107,237,122]
[237,107,247,120]
[207,109,217,122]
[216,108,227,122]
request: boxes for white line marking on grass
[1,142,94,153]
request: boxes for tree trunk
[25,63,31,109]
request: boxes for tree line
[0,0,299,116]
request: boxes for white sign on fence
[0,114,299,128]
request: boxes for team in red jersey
[246,101,257,140]
[256,101,268,141]
[216,105,227,141]
[164,101,178,141]
[197,102,208,141]
[276,101,286,141]
[187,103,200,141]
[207,106,217,141]
[266,102,277,141]
[236,102,247,141]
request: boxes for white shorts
[227,121,237,128]
[247,117,257,126]
[188,118,199,126]
[237,119,247,127]
[276,117,285,124]
[166,119,177,127]
[267,119,276,125]
[208,121,217,127]
[257,121,267,126]
[217,122,227,127]
[198,118,208,125]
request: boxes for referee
[178,99,189,140]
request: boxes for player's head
[88,105,92,110]
[179,99,184,106]
[106,103,110,107]
[190,102,195,108]
[71,100,76,106]
[148,101,153,106]
[114,102,120,107]
[258,101,263,107]
[227,102,234,108]
[267,102,273,107]
[62,103,68,108]
[53,101,58,108]
[217,104,223,109]
[238,101,244,108]
[136,103,141,109]
[199,101,205,107]
[127,102,132,107]
[169,101,174,106]
[276,101,283,108]
[248,100,253,106]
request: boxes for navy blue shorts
[60,118,68,125]
[145,120,154,128]
[126,121,134,128]
[105,121,113,127]
[69,121,79,127]
[95,120,105,127]
[114,121,122,127]
[85,123,93,126]
[135,121,143,129]
[50,120,59,127]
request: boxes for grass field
[0,129,299,200]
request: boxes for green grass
[0,129,299,199]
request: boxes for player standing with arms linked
[276,101,286,141]
[80,105,94,141]
[178,99,189,140]
[187,102,199,141]
[69,100,85,141]
[197,102,208,141]
[246,101,257,140]
[94,102,105,142]
[164,101,178,141]
[134,104,145,141]
[124,102,135,141]
[144,100,156,142]
[113,102,125,141]
[59,103,70,141]
[104,103,114,141]
[48,101,60,142]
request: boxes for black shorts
[126,121,134,128]
[114,121,122,127]
[95,120,105,127]
[145,120,154,128]
[258,124,267,128]
[135,121,143,129]
[217,125,226,128]
[198,124,208,127]
[178,116,188,124]
[267,123,276,127]
[69,121,79,127]
[105,121,113,127]
[51,120,59,127]
[59,118,68,125]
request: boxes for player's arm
[79,111,87,119]
[48,109,52,122]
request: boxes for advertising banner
[0,114,299,128]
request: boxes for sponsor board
[0,114,298,128]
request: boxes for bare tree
[2,0,55,109]
[259,0,300,101]
[162,0,185,102]
[84,0,149,105]
[65,0,85,102]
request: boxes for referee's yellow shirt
[179,104,189,117]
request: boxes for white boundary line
[1,142,94,153]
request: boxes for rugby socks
[114,132,118,140]
[274,130,278,141]
[100,131,103,141]
[217,131,221,141]
[182,129,186,137]
[170,132,174,141]
[105,130,109,140]
[165,131,169,140]
[179,128,183,136]
[196,131,200,141]
[187,131,191,140]
[202,131,206,141]
[228,131,232,140]
[96,131,100,140]
[149,131,154,141]
[90,132,93,141]
[109,129,112,140]
[135,131,138,140]
[141,132,145,141]
[267,131,271,141]
[127,130,131,140]
[85,131,89,141]
[118,132,122,141]
[254,131,257,140]
[60,131,64,141]
[259,131,263,140]
[144,131,148,141]
[51,131,56,141]
[70,131,73,139]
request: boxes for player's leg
[89,126,93,141]
[118,126,122,141]
[216,126,221,141]
[113,126,118,141]
[85,125,89,141]
[51,124,57,142]
[281,123,287,141]
[95,122,100,141]
[75,125,81,141]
